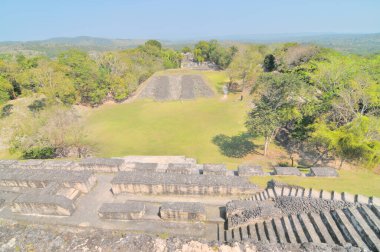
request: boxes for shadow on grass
[212,133,258,158]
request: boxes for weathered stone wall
[309,167,339,177]
[160,202,206,221]
[111,171,258,196]
[202,164,227,175]
[273,196,356,215]
[274,166,302,176]
[0,168,96,193]
[98,202,146,220]
[78,158,125,172]
[11,191,75,216]
[226,200,282,229]
[238,164,264,176]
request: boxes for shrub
[22,146,56,159]
[1,104,13,118]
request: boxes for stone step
[217,224,223,242]
[371,205,380,218]
[240,226,249,241]
[358,206,380,239]
[320,212,347,246]
[334,209,369,250]
[248,225,258,242]
[273,218,288,243]
[295,188,304,197]
[289,187,296,196]
[282,216,297,243]
[231,228,238,241]
[274,187,282,197]
[345,208,380,252]
[309,212,335,244]
[257,222,268,242]
[224,230,231,243]
[299,213,321,243]
[266,188,276,199]
[265,220,278,243]
[289,215,308,243]
[283,187,291,197]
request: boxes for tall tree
[246,72,307,156]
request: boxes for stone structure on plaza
[98,201,146,220]
[238,164,264,176]
[0,156,379,251]
[273,166,302,176]
[160,202,206,221]
[309,167,339,177]
[202,164,227,175]
[111,171,258,195]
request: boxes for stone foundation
[274,166,302,176]
[111,171,258,196]
[98,202,146,220]
[160,202,206,221]
[238,164,264,176]
[166,163,198,174]
[309,167,339,177]
[202,164,227,175]
[78,158,125,172]
[0,168,96,193]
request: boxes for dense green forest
[1,40,379,171]
[0,40,182,106]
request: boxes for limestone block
[282,187,290,196]
[321,190,332,200]
[310,189,321,199]
[160,202,206,221]
[166,163,199,174]
[203,164,227,176]
[111,171,258,196]
[11,193,75,216]
[78,158,125,172]
[238,164,264,176]
[371,197,380,206]
[273,167,301,176]
[0,160,17,168]
[342,192,355,203]
[98,202,145,220]
[356,195,369,204]
[309,167,338,177]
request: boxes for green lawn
[86,96,248,168]
[251,169,380,197]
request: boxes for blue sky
[1,0,379,41]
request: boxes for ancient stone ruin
[111,171,258,195]
[98,201,146,220]
[274,166,302,176]
[137,74,214,101]
[0,156,378,251]
[309,167,339,177]
[160,202,206,221]
[238,164,264,176]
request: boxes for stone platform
[160,202,206,221]
[111,171,258,195]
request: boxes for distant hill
[1,33,379,57]
[224,33,380,55]
[0,36,147,57]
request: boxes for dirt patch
[138,74,214,101]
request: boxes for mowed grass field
[87,96,248,167]
[87,70,251,168]
[85,70,380,197]
[251,170,380,197]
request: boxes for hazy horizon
[1,0,380,41]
